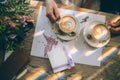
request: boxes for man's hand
[46,0,60,22]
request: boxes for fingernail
[58,16,60,19]
[56,16,60,21]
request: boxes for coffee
[92,24,108,41]
[59,16,76,33]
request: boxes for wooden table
[19,1,120,80]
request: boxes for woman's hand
[109,16,120,34]
[46,0,60,22]
[110,27,120,34]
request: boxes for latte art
[59,16,76,33]
[93,24,108,41]
[83,21,110,48]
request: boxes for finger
[46,10,56,22]
[110,27,120,34]
[50,12,57,22]
[110,22,120,27]
[111,27,120,31]
[54,7,60,21]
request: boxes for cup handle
[108,26,112,29]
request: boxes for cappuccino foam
[93,24,108,41]
[59,16,76,33]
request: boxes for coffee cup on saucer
[55,15,80,41]
[84,21,110,48]
[91,24,109,42]
[58,15,77,34]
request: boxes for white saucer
[55,16,81,41]
[56,32,78,41]
[83,22,110,48]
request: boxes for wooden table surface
[19,1,120,80]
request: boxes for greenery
[0,0,32,16]
[0,0,33,52]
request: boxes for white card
[47,42,74,73]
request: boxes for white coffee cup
[89,21,109,42]
[58,15,77,33]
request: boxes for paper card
[47,42,74,73]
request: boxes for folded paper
[47,42,74,73]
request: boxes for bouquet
[0,0,33,52]
[0,14,33,51]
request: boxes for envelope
[47,42,74,73]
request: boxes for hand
[46,0,60,22]
[108,16,120,34]
[110,27,120,34]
